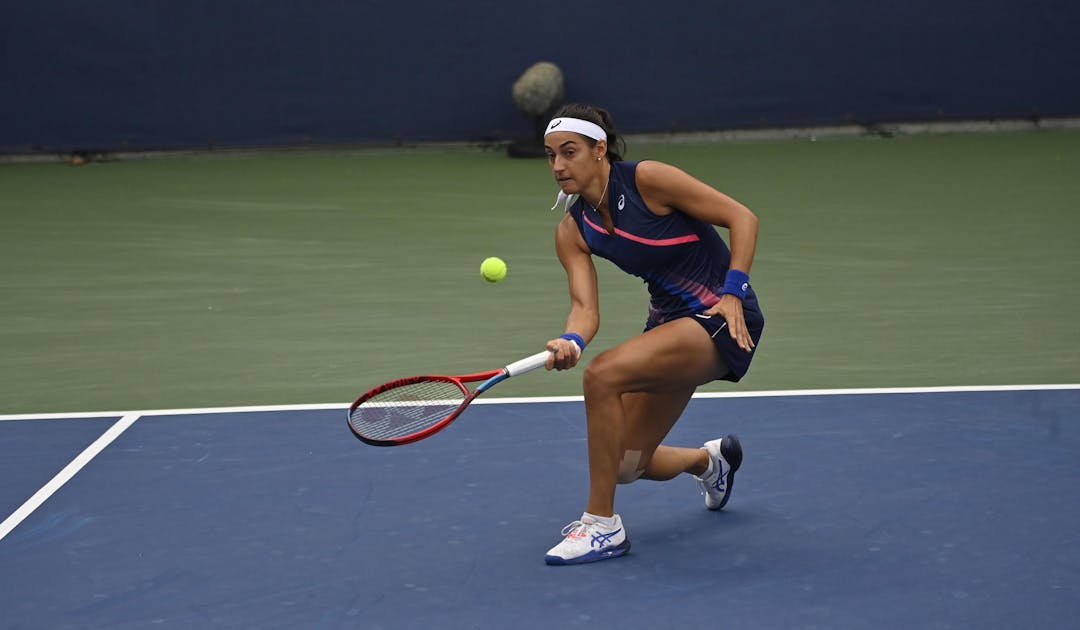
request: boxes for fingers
[728,315,755,352]
[725,307,754,353]
[714,295,755,353]
[545,338,582,370]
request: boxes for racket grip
[505,350,552,377]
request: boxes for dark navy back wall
[3,1,1078,153]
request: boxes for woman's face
[544,132,604,194]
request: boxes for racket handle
[505,350,552,377]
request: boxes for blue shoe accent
[545,539,631,565]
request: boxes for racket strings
[349,379,466,441]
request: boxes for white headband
[545,117,608,142]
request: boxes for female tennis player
[540,103,764,565]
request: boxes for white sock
[582,512,617,528]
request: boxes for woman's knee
[582,349,625,396]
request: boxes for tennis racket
[347,350,551,446]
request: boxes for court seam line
[0,383,1077,421]
[0,413,142,543]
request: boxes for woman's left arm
[636,160,759,352]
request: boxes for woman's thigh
[584,317,728,394]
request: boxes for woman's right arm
[546,213,599,370]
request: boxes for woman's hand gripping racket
[347,350,551,446]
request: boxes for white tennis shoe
[544,513,631,565]
[695,435,743,510]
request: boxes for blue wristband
[559,333,586,352]
[721,269,750,300]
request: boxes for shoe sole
[544,540,631,566]
[709,434,742,511]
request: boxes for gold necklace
[591,178,608,210]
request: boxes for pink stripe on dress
[582,212,700,246]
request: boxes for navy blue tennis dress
[565,160,764,382]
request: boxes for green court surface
[2,131,1078,414]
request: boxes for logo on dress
[617,194,625,211]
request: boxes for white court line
[689,383,1080,399]
[0,413,142,543]
[483,383,1080,404]
[0,384,1078,421]
[0,403,348,422]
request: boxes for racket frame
[348,351,549,446]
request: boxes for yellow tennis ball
[480,257,507,283]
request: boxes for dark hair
[552,102,626,162]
